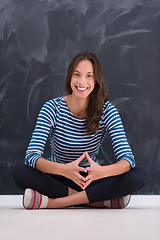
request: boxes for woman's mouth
[76,86,88,91]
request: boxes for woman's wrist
[56,163,66,176]
[101,160,131,178]
[36,157,66,176]
[50,161,67,176]
[100,165,109,178]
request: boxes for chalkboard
[0,0,160,194]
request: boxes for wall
[0,0,160,194]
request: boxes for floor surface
[0,195,160,240]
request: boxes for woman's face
[70,60,95,100]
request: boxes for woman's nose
[79,76,86,83]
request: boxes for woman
[13,51,146,209]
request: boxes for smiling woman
[65,52,108,134]
[65,60,96,120]
[12,51,147,210]
[71,60,95,96]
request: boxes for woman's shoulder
[40,96,64,115]
[43,96,63,108]
[103,100,116,112]
[102,100,120,120]
[47,96,63,104]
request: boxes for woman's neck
[65,94,89,118]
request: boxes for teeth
[77,87,87,91]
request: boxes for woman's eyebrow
[74,70,93,74]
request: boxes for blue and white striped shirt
[25,96,136,168]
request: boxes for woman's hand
[84,151,105,189]
[62,153,88,190]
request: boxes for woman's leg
[85,167,147,204]
[13,164,147,209]
[12,163,82,198]
[47,190,89,208]
[47,167,147,208]
[12,163,90,209]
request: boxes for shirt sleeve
[103,101,136,168]
[24,99,57,168]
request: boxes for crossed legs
[47,189,90,208]
[13,163,147,209]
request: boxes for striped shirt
[25,96,136,168]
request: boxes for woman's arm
[100,159,131,178]
[84,152,131,188]
[104,101,136,169]
[83,102,135,188]
[36,157,65,175]
[36,154,88,189]
[25,99,87,189]
[25,100,56,168]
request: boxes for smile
[76,86,88,91]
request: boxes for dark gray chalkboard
[0,0,160,194]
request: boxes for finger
[84,175,90,182]
[76,172,86,182]
[82,175,92,189]
[77,176,89,189]
[85,151,93,165]
[76,152,85,164]
[78,167,88,173]
[76,181,85,190]
[83,179,91,189]
[81,183,86,190]
[78,180,87,189]
[73,176,84,187]
[86,167,91,172]
[85,151,92,160]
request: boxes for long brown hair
[65,51,109,135]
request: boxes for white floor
[0,195,160,240]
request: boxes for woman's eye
[87,74,93,78]
[73,73,80,77]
